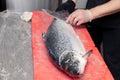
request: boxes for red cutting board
[32,11,114,80]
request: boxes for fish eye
[67,52,74,58]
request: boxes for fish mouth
[74,71,80,75]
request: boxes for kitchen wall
[62,0,88,9]
[6,0,87,12]
[76,0,88,9]
[6,0,58,12]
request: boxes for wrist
[86,9,93,22]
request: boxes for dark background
[0,0,6,11]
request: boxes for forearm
[89,0,120,20]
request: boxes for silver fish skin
[43,14,92,77]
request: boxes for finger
[66,14,75,24]
[76,20,82,26]
[69,11,80,24]
[73,16,80,25]
[66,11,77,24]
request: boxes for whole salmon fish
[42,11,92,77]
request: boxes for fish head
[60,51,87,76]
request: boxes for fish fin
[82,49,93,59]
[42,32,47,41]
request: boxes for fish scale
[43,11,92,77]
[45,20,73,62]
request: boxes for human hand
[66,9,92,26]
[56,0,76,13]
